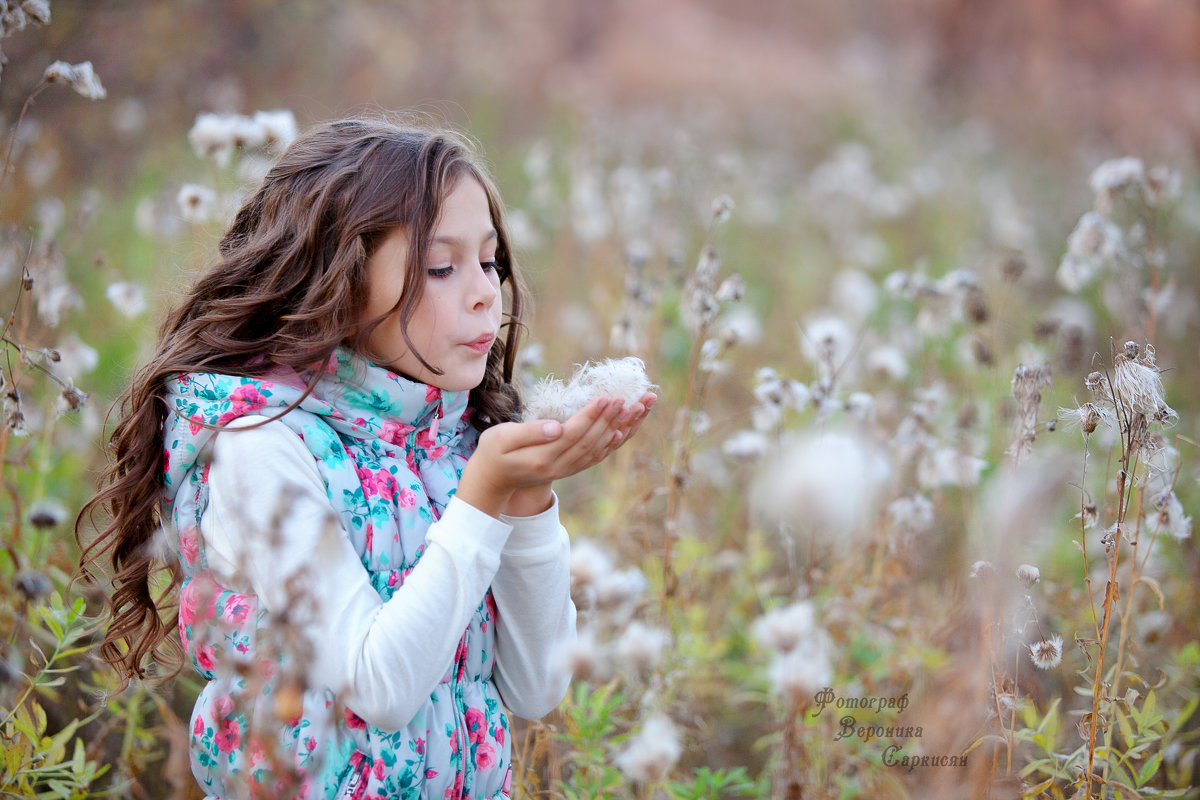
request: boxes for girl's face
[362,176,503,391]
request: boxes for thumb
[494,418,564,452]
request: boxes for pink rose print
[162,447,171,473]
[179,579,217,626]
[193,715,203,736]
[224,594,251,624]
[412,429,436,453]
[214,718,241,753]
[416,738,425,756]
[305,736,316,752]
[495,726,505,746]
[214,694,234,718]
[178,529,200,566]
[425,385,441,403]
[249,737,268,767]
[373,759,385,780]
[380,420,415,444]
[195,643,216,672]
[474,742,497,771]
[189,417,202,436]
[357,466,398,499]
[344,708,367,729]
[228,384,268,415]
[398,488,417,509]
[425,769,438,780]
[465,708,487,744]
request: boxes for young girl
[79,118,654,799]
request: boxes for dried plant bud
[56,378,86,415]
[1080,403,1100,435]
[964,287,989,323]
[710,194,734,225]
[1015,564,1041,588]
[714,274,745,303]
[4,387,27,437]
[14,569,53,601]
[1001,254,1026,282]
[28,497,68,529]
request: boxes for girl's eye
[428,265,454,278]
[481,260,499,272]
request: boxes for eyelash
[427,261,501,279]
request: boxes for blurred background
[2,1,1199,797]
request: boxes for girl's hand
[457,393,656,517]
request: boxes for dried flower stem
[1083,360,1149,799]
[0,83,50,197]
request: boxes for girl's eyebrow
[431,229,498,247]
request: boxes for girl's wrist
[503,484,554,517]
[456,462,514,519]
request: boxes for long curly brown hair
[76,117,528,683]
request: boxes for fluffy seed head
[43,60,106,100]
[754,430,890,537]
[614,714,682,783]
[28,497,68,529]
[524,357,654,422]
[614,622,669,673]
[1028,634,1064,670]
[1015,564,1041,588]
[106,281,148,318]
[768,639,834,702]
[177,184,218,224]
[722,430,769,462]
[1112,345,1173,420]
[752,601,816,654]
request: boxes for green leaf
[1136,752,1163,787]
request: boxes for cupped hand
[457,392,657,517]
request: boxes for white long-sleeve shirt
[199,415,576,731]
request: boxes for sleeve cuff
[500,492,566,556]
[427,495,514,559]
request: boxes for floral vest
[162,348,511,799]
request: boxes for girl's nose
[469,263,500,310]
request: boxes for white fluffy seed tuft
[614,713,682,783]
[524,357,654,422]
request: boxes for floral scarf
[162,347,511,800]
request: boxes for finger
[489,418,564,455]
[614,393,657,441]
[559,399,625,471]
[573,398,625,454]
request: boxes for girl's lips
[464,335,494,354]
